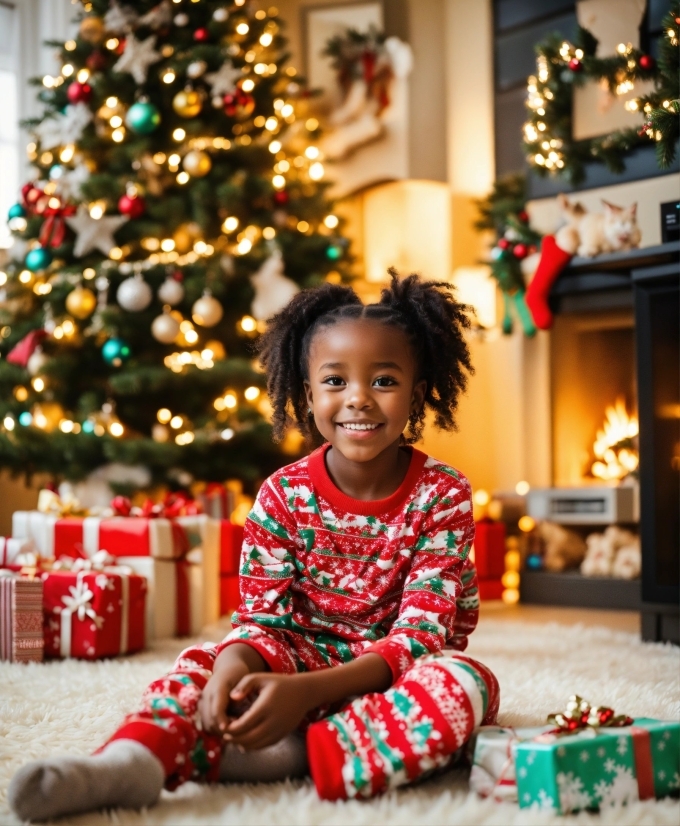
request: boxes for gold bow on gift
[37,489,89,517]
[547,695,633,734]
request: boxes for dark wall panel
[495,87,528,176]
[495,11,577,90]
[495,0,574,32]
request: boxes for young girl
[9,272,499,821]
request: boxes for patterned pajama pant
[104,642,499,800]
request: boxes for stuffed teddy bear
[581,526,640,578]
[538,521,587,572]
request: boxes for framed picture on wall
[301,1,412,198]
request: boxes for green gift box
[514,718,680,813]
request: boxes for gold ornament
[173,221,202,254]
[172,88,203,118]
[65,285,97,319]
[79,16,105,44]
[33,402,65,432]
[182,150,212,177]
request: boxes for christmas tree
[0,0,350,493]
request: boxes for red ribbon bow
[39,203,77,248]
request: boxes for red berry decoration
[273,190,289,205]
[513,243,528,259]
[518,210,529,223]
[568,57,583,72]
[193,27,209,42]
[118,193,146,219]
[67,81,93,104]
[111,495,132,516]
[172,269,184,282]
[639,54,655,71]
[86,50,107,71]
[497,238,510,250]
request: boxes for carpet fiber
[1,613,678,825]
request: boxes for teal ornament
[82,419,95,433]
[526,554,543,570]
[326,244,342,261]
[8,203,26,220]
[102,337,132,366]
[125,101,161,135]
[25,246,53,272]
[490,246,505,261]
[19,412,33,426]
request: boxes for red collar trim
[307,443,427,516]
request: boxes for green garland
[523,4,679,184]
[475,174,542,337]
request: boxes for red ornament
[568,57,583,72]
[223,93,238,117]
[497,238,510,250]
[513,243,528,259]
[86,50,107,71]
[171,269,184,282]
[639,54,655,71]
[518,210,529,223]
[67,81,93,104]
[193,27,209,42]
[273,190,289,205]
[117,193,146,219]
[111,495,132,516]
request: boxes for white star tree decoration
[104,0,139,35]
[113,35,162,84]
[139,0,173,29]
[34,104,92,150]
[205,61,242,96]
[66,206,129,257]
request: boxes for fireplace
[520,242,680,642]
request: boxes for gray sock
[219,731,309,783]
[8,739,164,822]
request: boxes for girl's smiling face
[304,318,426,463]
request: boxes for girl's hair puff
[256,269,473,444]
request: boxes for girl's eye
[322,375,345,386]
[374,376,397,387]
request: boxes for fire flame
[591,398,639,481]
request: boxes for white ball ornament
[213,8,229,22]
[157,276,185,306]
[117,274,153,312]
[187,60,207,79]
[192,291,223,327]
[27,347,48,376]
[151,310,180,343]
[174,13,189,26]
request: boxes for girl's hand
[199,643,268,735]
[224,673,311,750]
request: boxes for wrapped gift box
[0,536,37,568]
[471,720,680,813]
[217,521,244,576]
[12,512,184,560]
[220,574,240,616]
[0,573,44,663]
[477,579,504,600]
[42,567,146,659]
[473,519,506,580]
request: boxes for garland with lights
[474,173,542,337]
[0,0,351,489]
[523,8,679,184]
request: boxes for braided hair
[256,269,473,444]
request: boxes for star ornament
[104,0,139,35]
[205,61,242,96]
[113,35,162,84]
[139,0,173,29]
[66,205,129,257]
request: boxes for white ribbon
[59,572,103,658]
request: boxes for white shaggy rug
[1,612,679,826]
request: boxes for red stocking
[525,235,573,330]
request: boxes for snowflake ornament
[113,35,162,84]
[204,61,242,96]
[34,104,92,150]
